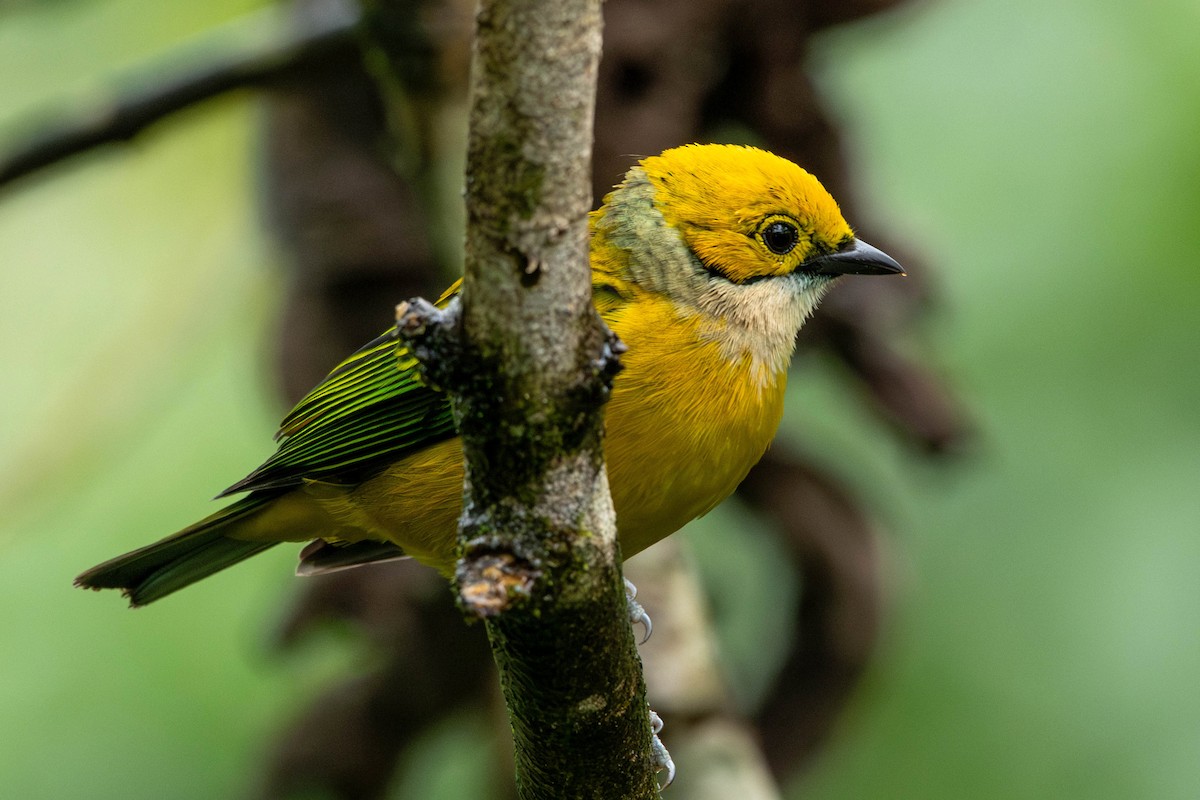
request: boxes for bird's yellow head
[641,144,854,283]
[591,144,901,377]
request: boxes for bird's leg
[625,578,673,787]
[624,577,652,644]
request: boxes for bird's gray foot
[650,709,675,789]
[624,578,652,644]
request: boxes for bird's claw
[649,709,675,789]
[625,580,669,785]
[624,578,652,644]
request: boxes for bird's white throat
[694,272,830,385]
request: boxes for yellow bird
[77,143,902,605]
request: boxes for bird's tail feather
[75,495,280,607]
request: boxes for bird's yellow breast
[601,292,787,558]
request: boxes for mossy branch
[396,0,659,796]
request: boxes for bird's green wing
[220,284,460,496]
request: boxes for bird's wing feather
[220,281,461,497]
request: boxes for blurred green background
[1,0,1197,798]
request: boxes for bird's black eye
[762,221,799,255]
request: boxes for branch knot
[395,296,464,391]
[457,550,538,619]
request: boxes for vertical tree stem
[399,0,659,796]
